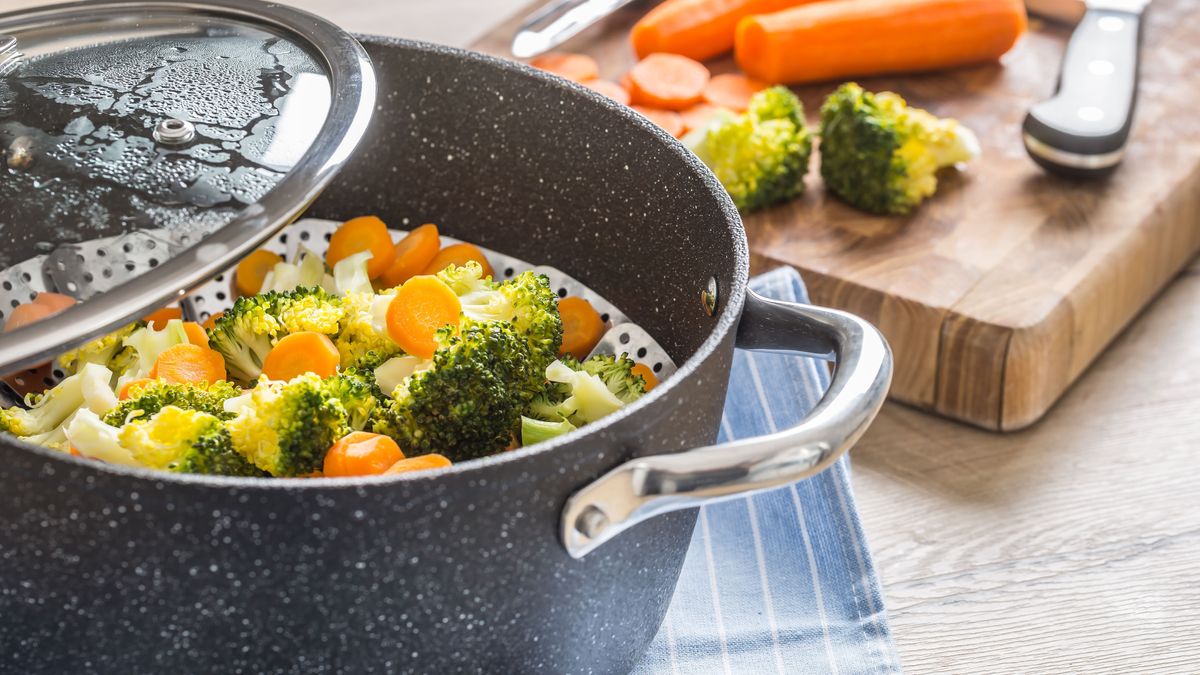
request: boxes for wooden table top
[3,0,1189,669]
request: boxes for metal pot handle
[561,289,893,558]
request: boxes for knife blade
[511,0,637,59]
[1022,0,1149,176]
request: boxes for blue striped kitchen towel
[634,267,901,675]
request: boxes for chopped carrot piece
[558,297,606,360]
[680,102,730,133]
[235,249,283,296]
[619,72,634,93]
[202,311,224,331]
[379,223,441,289]
[144,307,182,329]
[4,302,55,332]
[32,292,77,313]
[631,105,686,138]
[327,216,397,280]
[530,52,600,82]
[631,363,660,391]
[324,431,406,477]
[384,453,452,475]
[68,445,82,457]
[582,79,632,106]
[630,0,815,62]
[627,53,711,110]
[422,243,495,279]
[261,331,341,381]
[119,378,159,400]
[386,276,462,360]
[702,73,767,112]
[182,322,209,348]
[151,344,226,385]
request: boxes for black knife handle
[1023,5,1145,176]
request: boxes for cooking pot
[0,31,891,675]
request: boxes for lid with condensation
[0,0,374,373]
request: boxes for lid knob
[153,117,196,146]
[0,34,21,76]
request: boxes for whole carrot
[735,0,1027,85]
[631,0,821,62]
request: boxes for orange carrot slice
[379,223,441,289]
[703,73,767,111]
[422,243,495,279]
[327,216,397,280]
[118,378,159,400]
[530,52,600,82]
[5,302,54,332]
[144,307,182,329]
[627,53,710,110]
[151,344,226,385]
[386,276,462,360]
[235,249,283,297]
[182,322,209,348]
[631,105,686,138]
[384,453,452,475]
[32,292,77,313]
[631,363,660,391]
[202,311,224,331]
[558,297,606,360]
[582,79,632,106]
[619,72,634,93]
[261,331,341,381]
[324,431,406,477]
[680,102,729,133]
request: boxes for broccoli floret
[334,292,402,368]
[684,86,813,212]
[0,363,117,440]
[818,82,980,215]
[64,409,140,466]
[524,354,646,428]
[208,287,343,383]
[323,369,379,432]
[57,321,143,378]
[102,380,243,427]
[579,353,647,404]
[225,373,348,476]
[520,415,576,447]
[371,320,532,461]
[118,406,265,476]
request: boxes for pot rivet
[577,505,609,538]
[153,117,195,146]
[701,277,718,317]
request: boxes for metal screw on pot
[153,117,196,146]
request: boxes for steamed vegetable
[530,52,599,82]
[0,363,118,446]
[235,249,283,296]
[118,406,265,476]
[207,287,343,384]
[627,53,710,111]
[225,373,350,477]
[326,215,396,280]
[818,83,979,215]
[685,86,812,212]
[103,380,243,426]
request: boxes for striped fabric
[633,268,901,675]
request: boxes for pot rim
[9,37,750,490]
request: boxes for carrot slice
[680,102,730,133]
[582,79,632,106]
[119,377,159,400]
[379,223,441,289]
[144,307,182,329]
[703,73,767,112]
[324,431,406,477]
[619,72,634,93]
[530,52,599,82]
[151,344,226,385]
[261,331,340,381]
[4,302,54,332]
[235,249,283,297]
[631,363,660,391]
[386,276,462,360]
[327,216,397,280]
[202,311,224,331]
[558,297,606,360]
[384,453,452,475]
[32,292,77,313]
[627,53,710,110]
[182,322,209,348]
[631,105,686,138]
[422,243,495,279]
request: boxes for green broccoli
[579,353,647,404]
[102,380,243,427]
[524,353,647,432]
[371,320,533,461]
[225,373,349,476]
[684,86,813,212]
[0,362,117,446]
[57,321,143,378]
[117,405,265,476]
[334,291,402,369]
[208,287,343,383]
[323,368,379,432]
[818,82,980,215]
[520,415,577,447]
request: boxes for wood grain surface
[473,0,1200,432]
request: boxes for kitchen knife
[1025,0,1086,24]
[1023,0,1148,176]
[511,0,637,59]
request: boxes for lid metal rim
[0,0,376,374]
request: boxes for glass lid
[0,0,374,373]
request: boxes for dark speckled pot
[0,38,747,674]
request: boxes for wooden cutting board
[473,0,1200,431]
